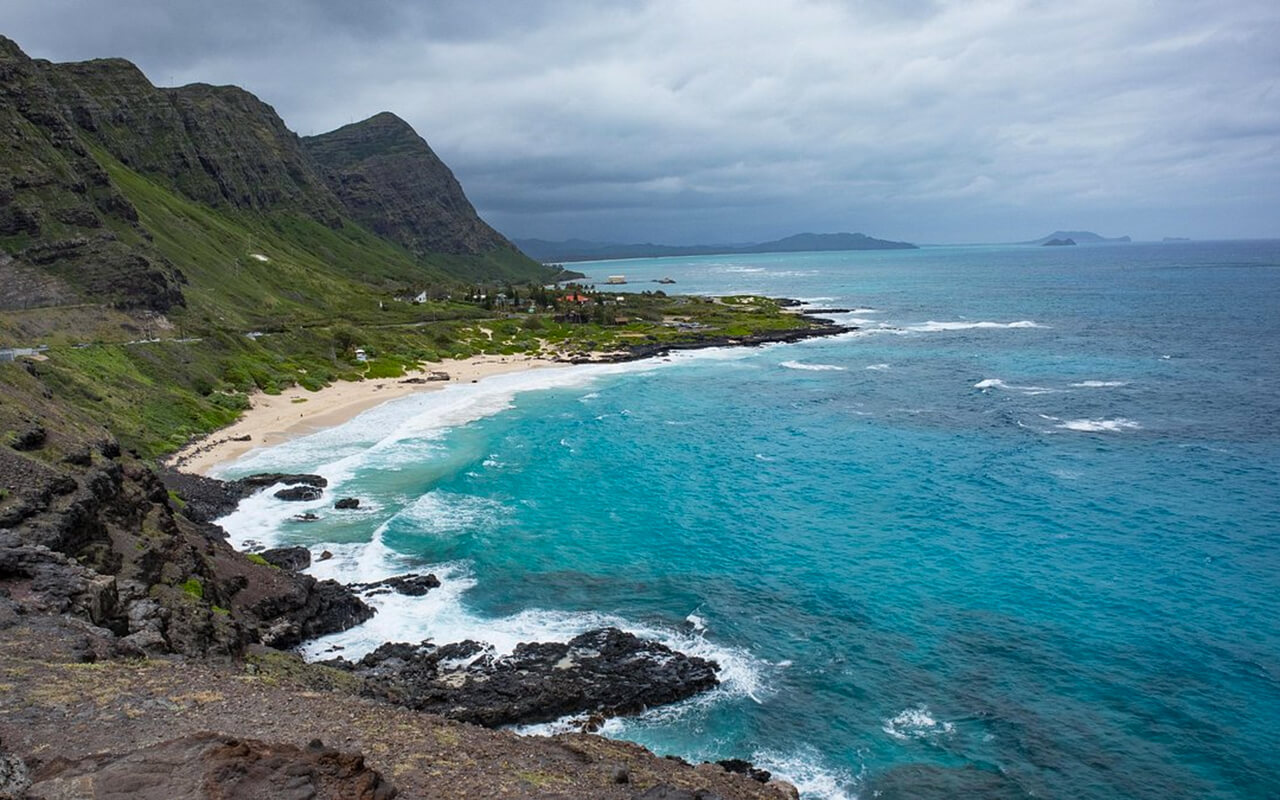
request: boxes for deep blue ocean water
[216,241,1280,799]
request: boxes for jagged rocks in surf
[160,471,328,522]
[276,485,323,502]
[335,497,360,509]
[327,627,719,727]
[349,573,440,597]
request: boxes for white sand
[166,354,566,475]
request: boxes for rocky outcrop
[328,627,719,727]
[349,573,440,597]
[159,469,327,522]
[275,484,323,501]
[259,545,311,572]
[563,319,849,364]
[27,733,396,800]
[0,378,370,657]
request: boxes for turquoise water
[216,242,1280,799]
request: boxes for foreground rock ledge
[328,627,720,727]
[26,733,397,800]
[0,614,797,800]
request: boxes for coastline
[165,353,569,475]
[166,319,847,476]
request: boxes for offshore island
[0,35,855,798]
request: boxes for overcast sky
[7,0,1279,243]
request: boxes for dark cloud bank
[9,0,1279,243]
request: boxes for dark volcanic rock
[716,760,772,783]
[160,470,328,523]
[9,425,45,451]
[349,573,440,597]
[562,321,849,365]
[259,546,311,572]
[274,485,323,502]
[239,473,328,491]
[335,497,360,509]
[27,732,396,800]
[338,627,719,727]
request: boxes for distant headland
[515,232,918,262]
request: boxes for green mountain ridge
[0,34,551,329]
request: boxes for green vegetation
[179,578,204,599]
[245,553,272,568]
[19,287,823,458]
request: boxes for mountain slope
[0,37,184,313]
[303,112,537,280]
[0,34,550,335]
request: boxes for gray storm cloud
[8,0,1278,243]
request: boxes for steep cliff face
[40,56,346,227]
[0,37,184,312]
[302,112,515,258]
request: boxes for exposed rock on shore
[159,469,327,523]
[26,733,397,800]
[328,627,720,727]
[349,572,440,597]
[0,381,369,657]
[563,321,848,364]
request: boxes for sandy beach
[166,354,567,475]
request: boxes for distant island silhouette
[1020,230,1131,245]
[515,232,917,262]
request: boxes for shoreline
[166,320,848,476]
[165,353,570,475]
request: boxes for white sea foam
[302,563,769,720]
[883,705,955,742]
[751,746,860,800]
[1070,380,1130,388]
[1056,418,1142,432]
[865,363,891,371]
[390,491,508,539]
[780,360,846,372]
[973,378,1056,395]
[907,320,1047,332]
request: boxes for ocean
[214,241,1280,799]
